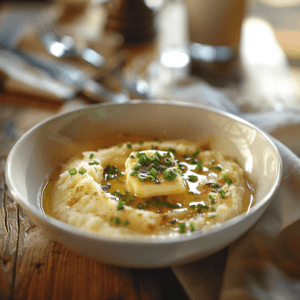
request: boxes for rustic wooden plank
[0,158,19,300]
[11,206,188,300]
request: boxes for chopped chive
[69,168,77,175]
[137,174,147,181]
[192,149,200,158]
[168,148,176,153]
[219,190,226,199]
[114,217,120,225]
[155,151,162,160]
[110,217,113,221]
[185,148,188,152]
[139,141,144,145]
[164,158,173,166]
[209,195,215,204]
[196,204,209,213]
[222,174,233,185]
[174,168,182,175]
[118,143,122,147]
[179,222,186,233]
[138,153,148,165]
[133,164,141,171]
[89,160,100,165]
[190,222,195,231]
[152,201,163,207]
[211,208,216,212]
[209,166,223,171]
[196,160,203,171]
[147,175,155,181]
[210,216,215,219]
[188,175,198,182]
[130,171,139,176]
[130,155,135,159]
[211,183,219,188]
[166,151,171,158]
[183,154,188,159]
[136,203,144,209]
[164,170,178,181]
[150,168,158,178]
[89,153,94,159]
[151,145,155,149]
[127,143,132,149]
[128,196,134,203]
[78,167,87,175]
[154,138,162,143]
[117,200,125,210]
[124,220,129,225]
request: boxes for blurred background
[0,0,300,142]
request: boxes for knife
[0,7,129,103]
[0,43,129,103]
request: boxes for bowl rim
[5,99,283,245]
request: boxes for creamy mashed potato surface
[49,140,254,237]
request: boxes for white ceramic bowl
[6,100,282,268]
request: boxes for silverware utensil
[0,43,128,103]
[37,18,106,68]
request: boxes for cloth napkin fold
[169,81,300,300]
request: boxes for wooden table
[1,1,299,299]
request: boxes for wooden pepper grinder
[106,0,155,43]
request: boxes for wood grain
[0,156,188,300]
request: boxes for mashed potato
[50,140,254,237]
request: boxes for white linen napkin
[169,81,300,300]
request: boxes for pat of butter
[125,150,186,198]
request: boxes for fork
[37,18,106,68]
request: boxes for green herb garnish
[130,170,139,176]
[192,149,200,158]
[137,174,147,181]
[210,216,215,219]
[130,155,135,159]
[114,217,120,225]
[209,166,223,171]
[211,183,219,188]
[117,200,125,210]
[209,195,215,204]
[168,148,176,153]
[196,204,209,213]
[124,220,129,226]
[150,168,158,178]
[89,153,94,159]
[155,151,162,160]
[179,223,186,233]
[190,222,195,231]
[164,158,173,166]
[164,169,178,181]
[78,167,87,175]
[133,164,141,171]
[127,143,132,149]
[88,160,99,165]
[196,160,203,171]
[69,168,77,175]
[222,174,233,185]
[219,190,226,199]
[187,175,198,182]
